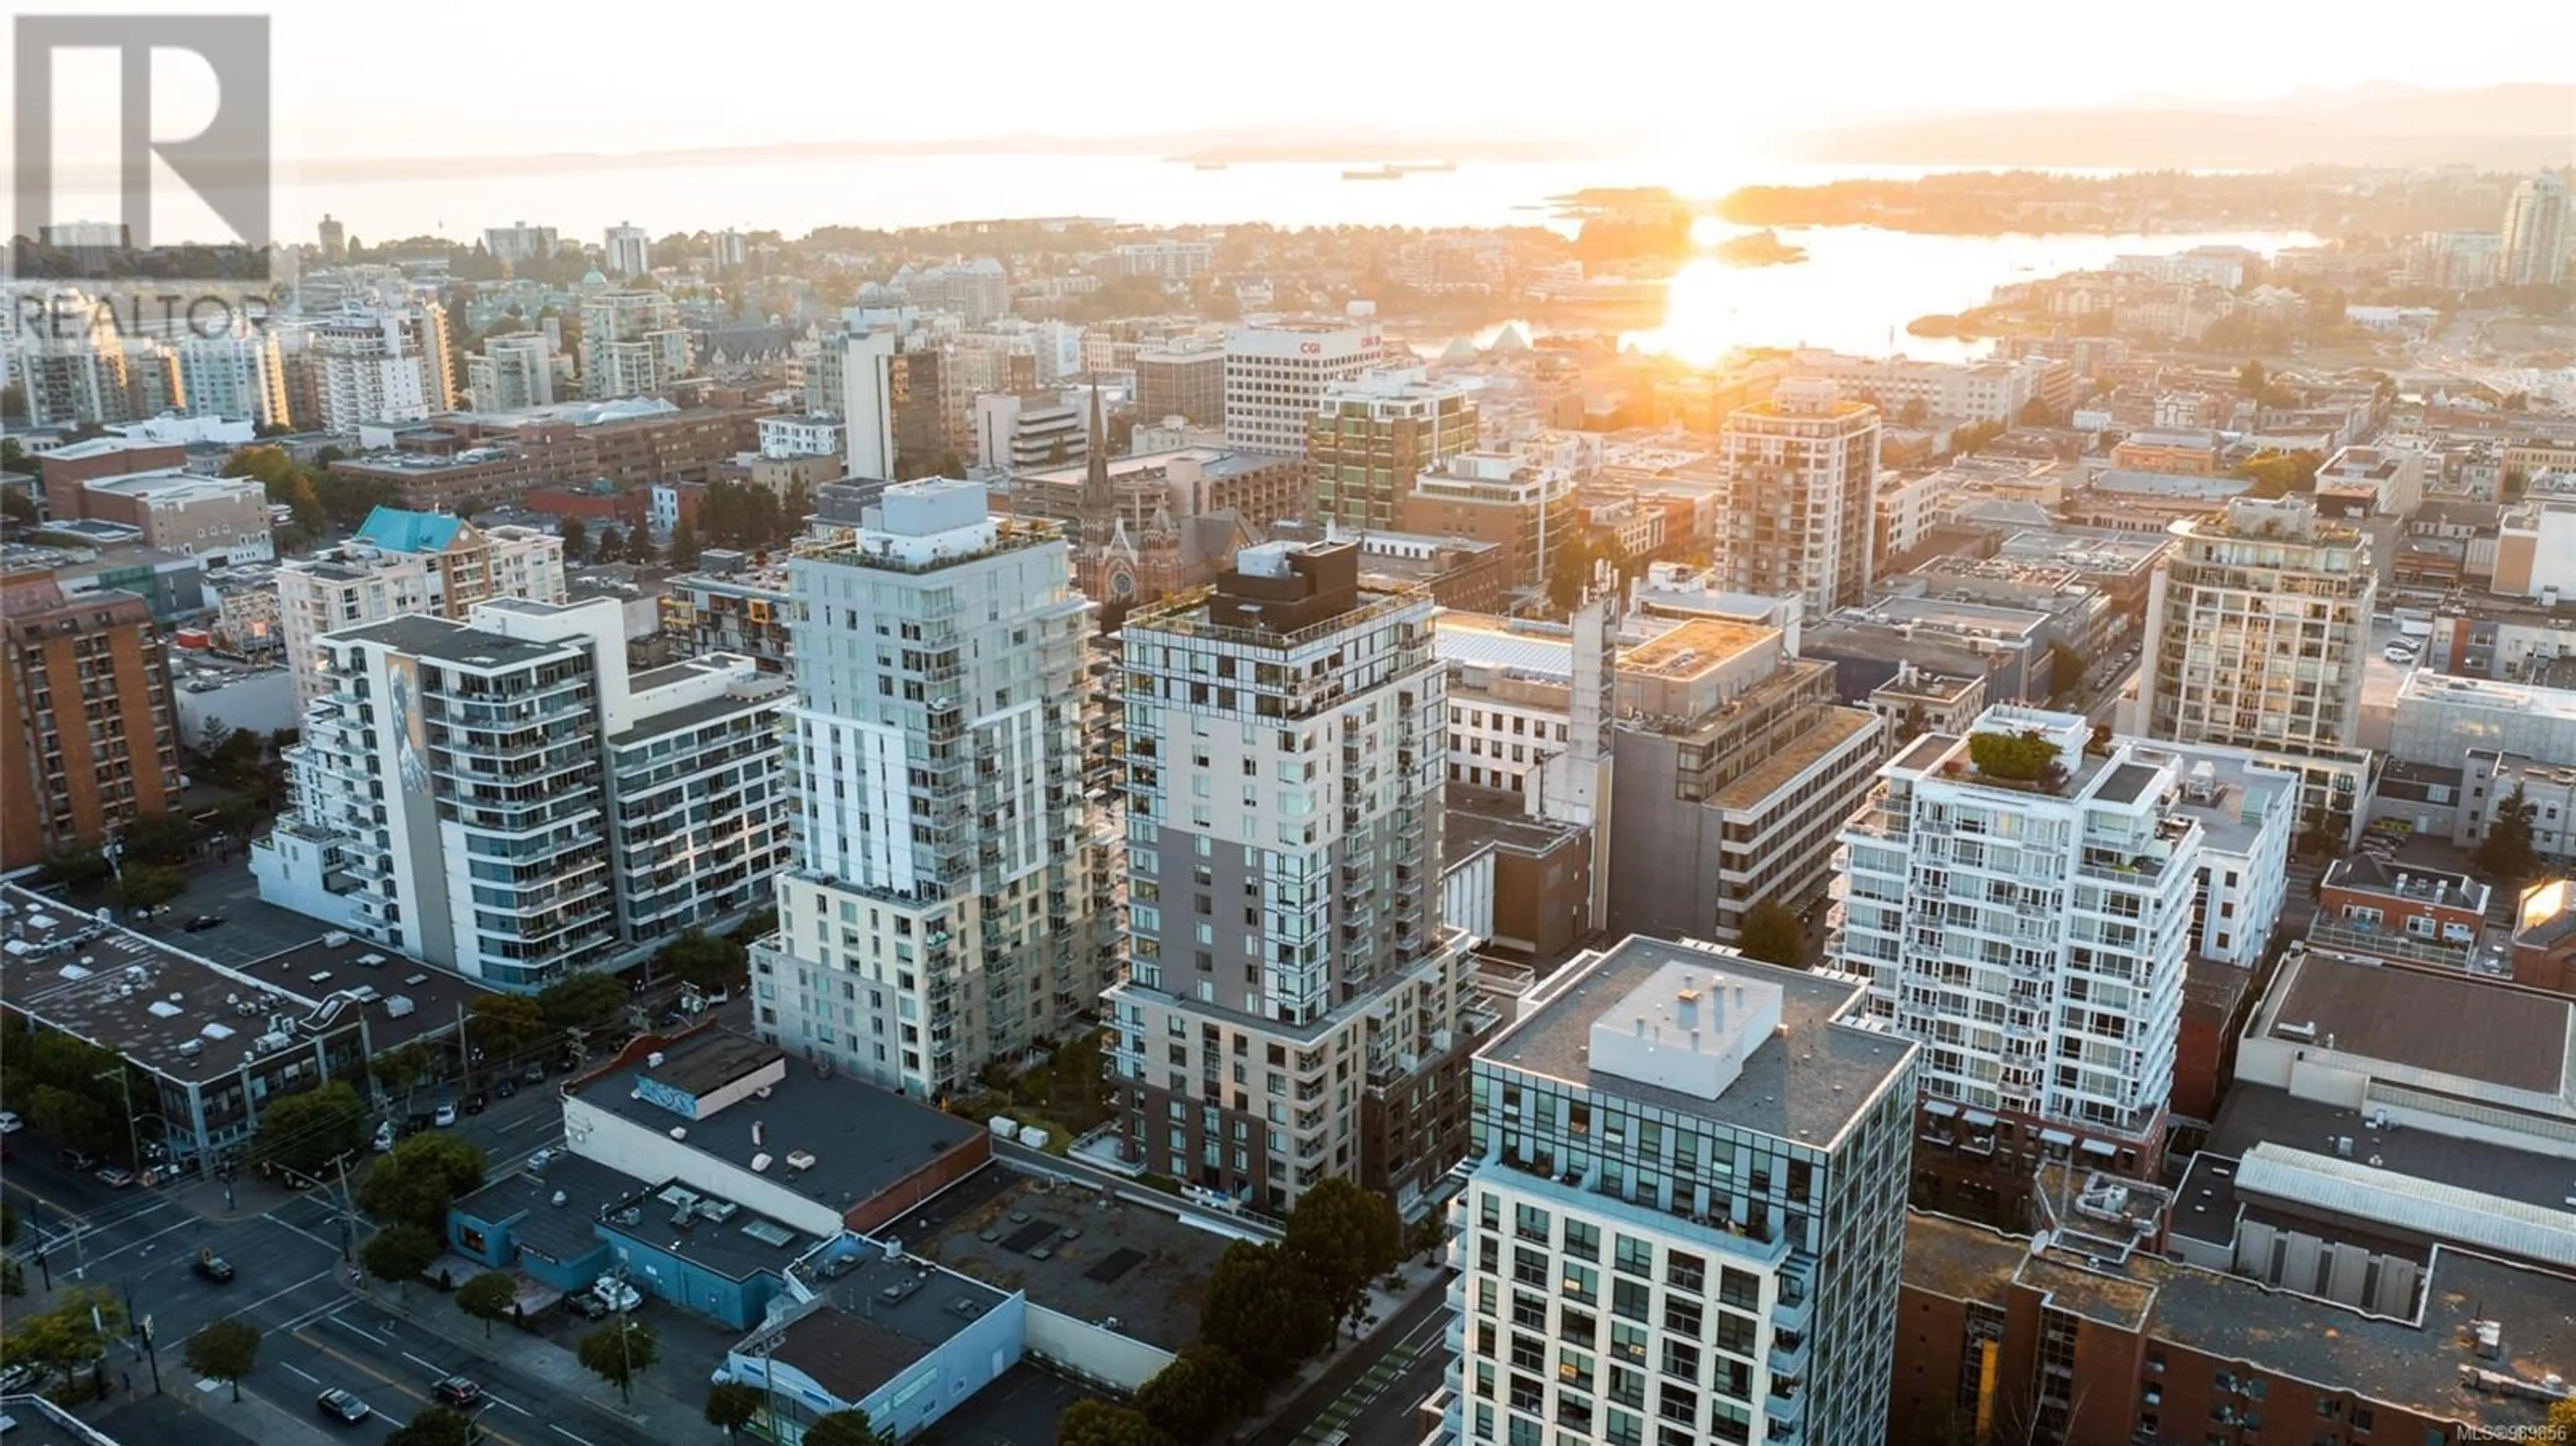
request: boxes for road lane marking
[282,1361,319,1383]
[327,1314,390,1345]
[550,1428,599,1446]
[85,1215,198,1263]
[260,1212,343,1252]
[402,1351,448,1375]
[292,1331,530,1446]
[240,1268,337,1319]
[488,1394,532,1417]
[1,1181,92,1227]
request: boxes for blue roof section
[354,506,464,552]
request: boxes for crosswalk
[1290,1340,1426,1446]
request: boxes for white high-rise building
[273,507,567,709]
[466,331,556,411]
[254,596,790,989]
[2500,172,2571,287]
[307,301,455,431]
[1102,539,1479,1212]
[841,331,898,478]
[604,223,651,278]
[709,230,749,269]
[1717,380,1882,613]
[752,480,1108,1098]
[1223,320,1387,456]
[1833,707,2212,1192]
[11,295,130,427]
[1443,936,1919,1446]
[579,291,692,400]
[174,330,290,426]
[484,221,559,266]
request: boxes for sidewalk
[365,1280,702,1430]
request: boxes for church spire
[1080,375,1115,529]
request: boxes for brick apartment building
[329,402,766,512]
[1,572,183,868]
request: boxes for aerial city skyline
[3,15,2575,1446]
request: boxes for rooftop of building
[2397,668,2576,721]
[904,1166,1225,1352]
[1993,526,2172,575]
[1839,594,2054,640]
[1868,668,1984,706]
[1898,1208,2030,1303]
[598,1175,818,1283]
[575,1030,983,1219]
[2124,743,2296,858]
[78,469,257,501]
[2320,853,2487,914]
[1617,617,1778,682]
[2254,949,2567,1097]
[2206,1085,2576,1218]
[452,1151,656,1264]
[2084,468,2251,501]
[755,1243,1012,1404]
[2015,1249,2158,1330]
[1707,705,1879,813]
[352,507,465,553]
[1480,934,1914,1152]
[1442,783,1591,867]
[0,891,485,1082]
[331,611,572,669]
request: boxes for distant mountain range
[1791,83,2575,170]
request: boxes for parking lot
[125,858,335,967]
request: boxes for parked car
[521,1061,549,1084]
[95,1165,135,1188]
[590,1277,641,1313]
[373,1121,397,1153]
[182,914,224,933]
[0,1110,22,1134]
[567,1291,612,1321]
[57,1147,99,1172]
[494,1078,517,1100]
[461,1092,488,1116]
[433,1100,458,1128]
[192,1249,235,1283]
[431,1376,483,1408]
[315,1388,372,1425]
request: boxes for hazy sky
[18,0,2574,165]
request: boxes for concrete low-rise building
[74,470,273,568]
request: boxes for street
[1252,1282,1453,1446]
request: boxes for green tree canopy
[1282,1178,1401,1332]
[1136,1345,1253,1444]
[1736,898,1807,967]
[2046,641,2086,705]
[2235,448,2323,499]
[360,1222,441,1295]
[668,517,702,569]
[114,862,189,910]
[559,516,588,562]
[538,970,627,1030]
[2475,783,2542,885]
[254,1082,368,1176]
[386,1406,478,1446]
[0,1287,123,1376]
[454,1271,519,1339]
[1055,1402,1166,1446]
[1967,729,2061,784]
[576,1318,657,1404]
[651,927,748,990]
[468,992,551,1056]
[182,1318,261,1401]
[115,810,203,866]
[704,1381,763,1441]
[358,1133,487,1233]
[1199,1240,1333,1382]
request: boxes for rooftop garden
[1952,727,2072,794]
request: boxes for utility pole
[332,1153,358,1264]
[120,1279,161,1394]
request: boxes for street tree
[538,970,627,1030]
[386,1406,478,1446]
[1199,1241,1332,1382]
[358,1133,488,1233]
[578,1318,659,1404]
[1737,898,1808,966]
[1136,1345,1253,1444]
[1282,1177,1401,1333]
[468,993,550,1057]
[0,1287,123,1377]
[360,1223,441,1296]
[370,1043,440,1111]
[113,863,189,911]
[559,517,588,562]
[1055,1401,1167,1446]
[183,1318,260,1401]
[254,1082,368,1175]
[455,1271,519,1339]
[651,927,747,990]
[704,1381,763,1442]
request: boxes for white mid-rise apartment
[467,331,555,411]
[174,331,290,426]
[1223,320,1387,456]
[1102,539,1479,1212]
[2130,495,2375,755]
[841,331,898,478]
[580,291,692,401]
[1717,380,1881,613]
[1440,935,1918,1446]
[307,302,455,431]
[604,223,651,278]
[753,480,1110,1099]
[275,507,566,709]
[1786,349,2049,425]
[484,221,559,265]
[254,597,790,988]
[1833,707,2210,1204]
